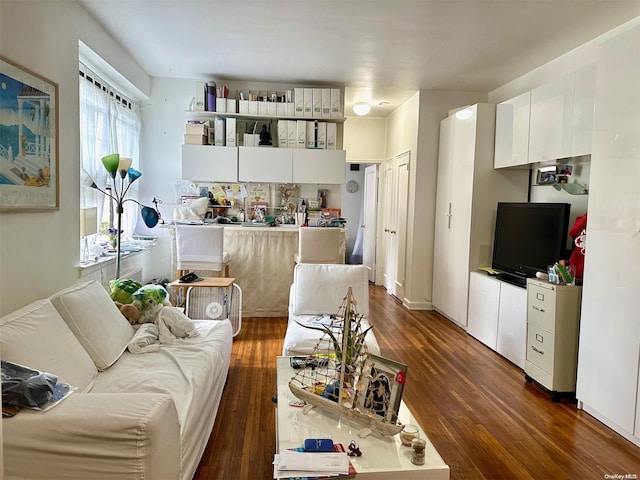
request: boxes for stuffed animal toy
[132,284,172,324]
[109,278,143,304]
[114,301,141,325]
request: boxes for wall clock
[346,180,359,193]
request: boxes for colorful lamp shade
[101,153,120,178]
[141,206,160,228]
[118,157,133,178]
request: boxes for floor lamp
[86,154,160,279]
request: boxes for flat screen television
[492,202,571,286]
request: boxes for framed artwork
[0,56,59,211]
[356,354,407,424]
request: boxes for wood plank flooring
[193,284,640,479]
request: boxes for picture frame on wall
[356,354,407,424]
[0,56,59,211]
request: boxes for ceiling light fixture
[352,102,371,116]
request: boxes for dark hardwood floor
[194,284,640,479]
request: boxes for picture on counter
[356,354,407,424]
[557,164,573,176]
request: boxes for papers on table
[273,450,350,479]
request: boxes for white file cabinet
[525,278,582,400]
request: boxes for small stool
[169,277,242,337]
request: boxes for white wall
[0,1,150,315]
[344,116,387,163]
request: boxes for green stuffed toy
[132,284,172,324]
[109,278,143,304]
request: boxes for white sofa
[0,280,233,480]
[282,264,380,356]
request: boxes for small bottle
[411,438,426,465]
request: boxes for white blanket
[128,307,200,353]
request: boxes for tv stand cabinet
[467,271,527,368]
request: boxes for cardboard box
[268,102,278,116]
[296,120,306,149]
[330,88,342,117]
[313,88,322,117]
[287,120,297,148]
[322,88,331,117]
[249,100,259,115]
[227,98,237,114]
[306,121,316,148]
[226,117,236,147]
[286,102,295,116]
[294,87,304,117]
[214,117,225,146]
[258,101,269,116]
[277,120,288,148]
[303,88,313,117]
[184,134,208,145]
[276,102,287,116]
[316,122,327,149]
[326,122,337,150]
[239,100,250,114]
[185,122,208,135]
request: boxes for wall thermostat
[346,180,359,193]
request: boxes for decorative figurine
[259,124,272,146]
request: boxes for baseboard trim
[401,298,432,310]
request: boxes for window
[79,63,140,247]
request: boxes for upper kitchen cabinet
[238,147,292,183]
[182,145,238,182]
[528,66,596,163]
[292,149,346,184]
[528,73,575,163]
[572,64,597,157]
[494,91,531,168]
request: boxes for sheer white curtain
[79,67,140,240]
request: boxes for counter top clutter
[0,280,233,480]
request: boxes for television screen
[492,202,571,285]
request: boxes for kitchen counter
[166,224,345,316]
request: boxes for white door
[362,165,378,282]
[392,152,410,299]
[380,159,396,292]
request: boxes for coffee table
[276,356,450,479]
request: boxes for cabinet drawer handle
[531,346,544,355]
[532,305,545,313]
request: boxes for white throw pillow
[0,299,97,392]
[50,281,134,370]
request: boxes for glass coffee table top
[276,356,450,479]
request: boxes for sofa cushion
[50,281,134,370]
[0,299,97,392]
[291,264,369,316]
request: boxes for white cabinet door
[432,117,454,317]
[571,64,596,157]
[380,159,396,292]
[528,73,574,163]
[238,147,292,183]
[181,145,238,182]
[392,152,410,299]
[467,272,500,350]
[497,282,527,369]
[494,91,531,168]
[292,149,346,184]
[576,24,640,439]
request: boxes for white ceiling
[79,0,638,117]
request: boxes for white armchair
[282,263,380,356]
